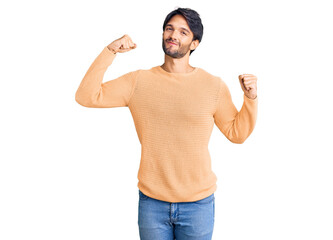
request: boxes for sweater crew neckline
[155,65,199,76]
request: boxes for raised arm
[213,78,258,144]
[75,34,138,108]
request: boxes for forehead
[166,14,191,30]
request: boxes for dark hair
[162,7,203,55]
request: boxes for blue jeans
[138,190,215,240]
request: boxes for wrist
[245,94,257,100]
[107,46,117,54]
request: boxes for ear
[190,39,199,50]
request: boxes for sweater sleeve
[75,46,139,108]
[213,78,258,144]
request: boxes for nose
[169,29,180,40]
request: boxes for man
[75,7,257,240]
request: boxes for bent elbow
[225,124,254,144]
[224,127,248,144]
[229,137,246,144]
[75,92,92,107]
[75,93,82,106]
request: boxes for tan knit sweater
[75,46,258,202]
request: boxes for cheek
[181,40,191,47]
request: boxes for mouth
[167,41,178,46]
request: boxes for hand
[238,74,257,99]
[107,34,137,54]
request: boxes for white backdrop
[1,0,332,239]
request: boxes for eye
[181,31,187,35]
[166,27,172,31]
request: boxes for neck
[161,54,195,73]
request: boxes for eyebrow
[165,24,190,34]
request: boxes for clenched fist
[239,74,257,100]
[107,34,137,54]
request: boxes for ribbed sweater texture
[75,46,258,202]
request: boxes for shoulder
[132,66,158,76]
[197,68,224,85]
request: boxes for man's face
[162,14,196,59]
